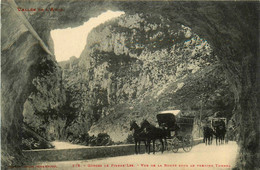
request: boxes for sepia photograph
[1,0,259,169]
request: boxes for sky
[51,10,125,62]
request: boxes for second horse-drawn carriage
[203,116,227,145]
[155,110,194,153]
[210,117,227,144]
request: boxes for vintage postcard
[1,0,259,169]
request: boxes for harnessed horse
[140,119,167,154]
[214,125,226,145]
[203,126,214,145]
[130,121,148,154]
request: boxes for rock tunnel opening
[50,10,125,62]
[1,1,258,169]
[23,9,236,146]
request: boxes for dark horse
[140,119,167,154]
[214,125,226,145]
[203,126,214,145]
[130,120,148,154]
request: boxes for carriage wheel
[172,145,179,153]
[154,142,161,152]
[170,139,179,153]
[182,135,193,152]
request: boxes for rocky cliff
[1,0,65,166]
[59,14,234,142]
[1,1,258,169]
[22,57,65,141]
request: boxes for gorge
[1,0,259,169]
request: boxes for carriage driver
[161,122,180,137]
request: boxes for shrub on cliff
[67,132,114,146]
[67,132,90,145]
[88,133,114,146]
[95,133,114,146]
[126,134,134,144]
[21,124,54,150]
[21,137,54,150]
[89,135,97,146]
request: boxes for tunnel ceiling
[18,1,258,63]
[15,0,258,102]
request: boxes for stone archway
[1,0,258,169]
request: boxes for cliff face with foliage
[22,57,65,141]
[1,2,64,166]
[59,14,234,142]
[2,1,258,169]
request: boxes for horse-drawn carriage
[155,110,194,152]
[210,117,227,144]
[130,110,194,154]
[211,117,227,129]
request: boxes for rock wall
[1,0,64,167]
[57,13,234,143]
[74,14,233,141]
[1,1,258,169]
[22,56,65,140]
